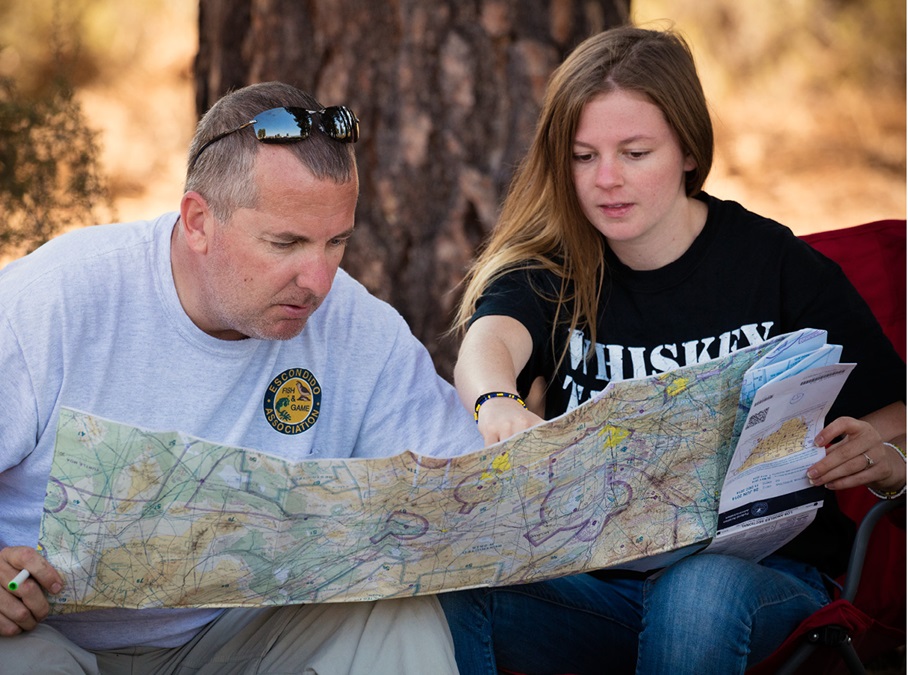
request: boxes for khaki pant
[0,597,458,674]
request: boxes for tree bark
[195,0,630,379]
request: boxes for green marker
[7,569,29,591]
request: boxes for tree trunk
[195,0,630,379]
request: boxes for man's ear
[179,191,214,254]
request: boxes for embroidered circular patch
[263,368,322,434]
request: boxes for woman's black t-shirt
[472,193,905,576]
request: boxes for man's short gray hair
[185,82,357,222]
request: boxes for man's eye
[271,241,295,250]
[329,233,353,248]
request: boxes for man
[0,81,481,674]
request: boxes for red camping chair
[748,219,907,675]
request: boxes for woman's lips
[599,202,634,218]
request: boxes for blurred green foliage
[0,75,107,253]
[0,0,112,255]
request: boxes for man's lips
[276,301,317,319]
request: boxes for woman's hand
[808,416,906,494]
[475,396,545,446]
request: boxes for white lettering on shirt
[560,322,775,412]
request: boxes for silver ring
[863,452,874,468]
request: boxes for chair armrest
[841,496,906,602]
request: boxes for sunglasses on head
[188,105,359,171]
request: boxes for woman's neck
[609,197,708,271]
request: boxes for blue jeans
[439,553,831,675]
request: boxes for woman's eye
[572,153,593,162]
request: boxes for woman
[440,25,906,674]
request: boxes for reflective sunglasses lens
[252,107,312,141]
[321,106,359,143]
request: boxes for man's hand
[0,546,64,636]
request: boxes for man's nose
[295,250,335,297]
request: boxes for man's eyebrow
[270,227,356,242]
[267,232,311,243]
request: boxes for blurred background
[0,7,903,671]
[1,0,902,233]
[0,0,905,376]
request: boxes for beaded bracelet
[868,441,907,500]
[474,391,527,422]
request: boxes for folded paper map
[39,328,849,612]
